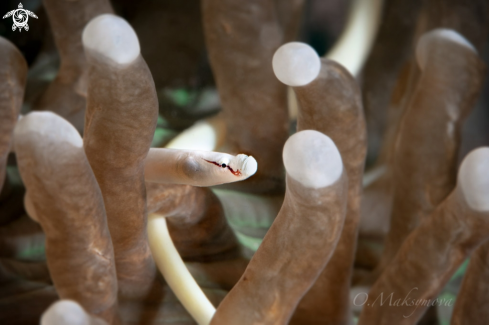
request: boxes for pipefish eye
[218,158,230,168]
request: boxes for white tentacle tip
[82,14,140,65]
[236,154,258,177]
[41,300,91,325]
[272,42,321,87]
[416,28,476,70]
[458,147,489,212]
[14,112,82,148]
[283,130,343,189]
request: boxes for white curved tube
[147,213,216,325]
[169,0,384,144]
[166,116,226,152]
[326,0,383,76]
[286,0,383,119]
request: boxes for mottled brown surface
[361,0,423,162]
[413,0,489,52]
[211,174,348,325]
[84,54,158,298]
[361,0,489,248]
[359,188,489,325]
[358,61,420,282]
[450,240,489,325]
[380,36,487,269]
[14,112,118,324]
[146,182,240,263]
[186,258,249,292]
[146,182,192,216]
[0,37,27,192]
[202,0,289,194]
[381,60,421,161]
[275,0,305,43]
[35,0,113,132]
[165,187,240,263]
[291,59,366,324]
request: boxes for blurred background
[1,0,487,163]
[1,1,489,324]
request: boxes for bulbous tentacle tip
[458,147,489,212]
[14,111,82,148]
[416,28,476,71]
[272,42,321,87]
[283,130,343,189]
[236,154,258,177]
[82,13,140,65]
[41,300,92,325]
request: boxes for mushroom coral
[0,37,27,197]
[378,28,486,272]
[272,42,367,324]
[35,0,114,132]
[14,112,119,324]
[0,1,489,325]
[210,130,348,325]
[359,147,489,325]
